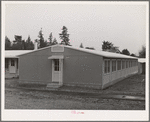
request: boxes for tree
[25,36,34,50]
[5,36,11,50]
[102,41,113,51]
[59,26,70,45]
[11,35,23,50]
[22,40,26,50]
[38,28,46,48]
[139,45,146,58]
[80,43,84,48]
[85,47,95,50]
[52,38,58,45]
[122,49,130,55]
[48,32,53,46]
[130,53,136,57]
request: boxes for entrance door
[9,59,16,73]
[52,59,63,84]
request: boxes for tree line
[5,26,70,50]
[5,26,145,58]
[80,41,146,58]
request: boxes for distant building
[5,50,32,78]
[5,41,38,78]
[138,58,146,74]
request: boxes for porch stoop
[46,82,62,89]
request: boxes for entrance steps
[46,82,62,89]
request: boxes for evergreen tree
[130,53,136,57]
[59,26,70,45]
[25,36,34,50]
[48,32,53,46]
[38,28,45,48]
[102,41,113,51]
[52,38,58,45]
[139,45,146,58]
[22,40,26,50]
[80,43,84,48]
[12,35,22,50]
[85,47,95,50]
[5,36,11,50]
[122,49,130,55]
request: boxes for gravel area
[5,74,145,109]
[5,74,145,95]
[5,88,145,110]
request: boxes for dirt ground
[5,74,145,110]
[5,88,145,110]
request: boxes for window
[126,61,128,68]
[5,59,9,69]
[54,59,59,71]
[129,61,131,67]
[17,59,18,69]
[132,61,134,67]
[117,60,121,70]
[11,59,15,66]
[112,60,116,72]
[122,60,125,69]
[133,61,135,67]
[104,60,110,74]
[136,61,137,66]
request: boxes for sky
[4,2,147,55]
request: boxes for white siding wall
[103,59,138,86]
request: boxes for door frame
[9,58,16,73]
[52,59,63,85]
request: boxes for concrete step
[46,82,62,89]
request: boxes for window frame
[104,59,110,74]
[126,60,128,68]
[5,58,9,69]
[11,59,15,66]
[122,59,126,69]
[112,59,117,72]
[54,59,59,71]
[117,59,121,70]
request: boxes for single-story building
[5,50,32,78]
[138,58,146,74]
[18,44,138,89]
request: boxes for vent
[51,45,64,52]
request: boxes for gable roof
[5,50,33,58]
[17,45,137,59]
[65,46,137,59]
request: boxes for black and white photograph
[2,1,149,121]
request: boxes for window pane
[112,60,116,72]
[108,61,110,73]
[117,60,121,70]
[5,59,9,68]
[126,61,128,68]
[11,59,15,66]
[114,61,116,71]
[112,61,114,72]
[104,61,107,73]
[54,59,59,71]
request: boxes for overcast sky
[4,2,147,55]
